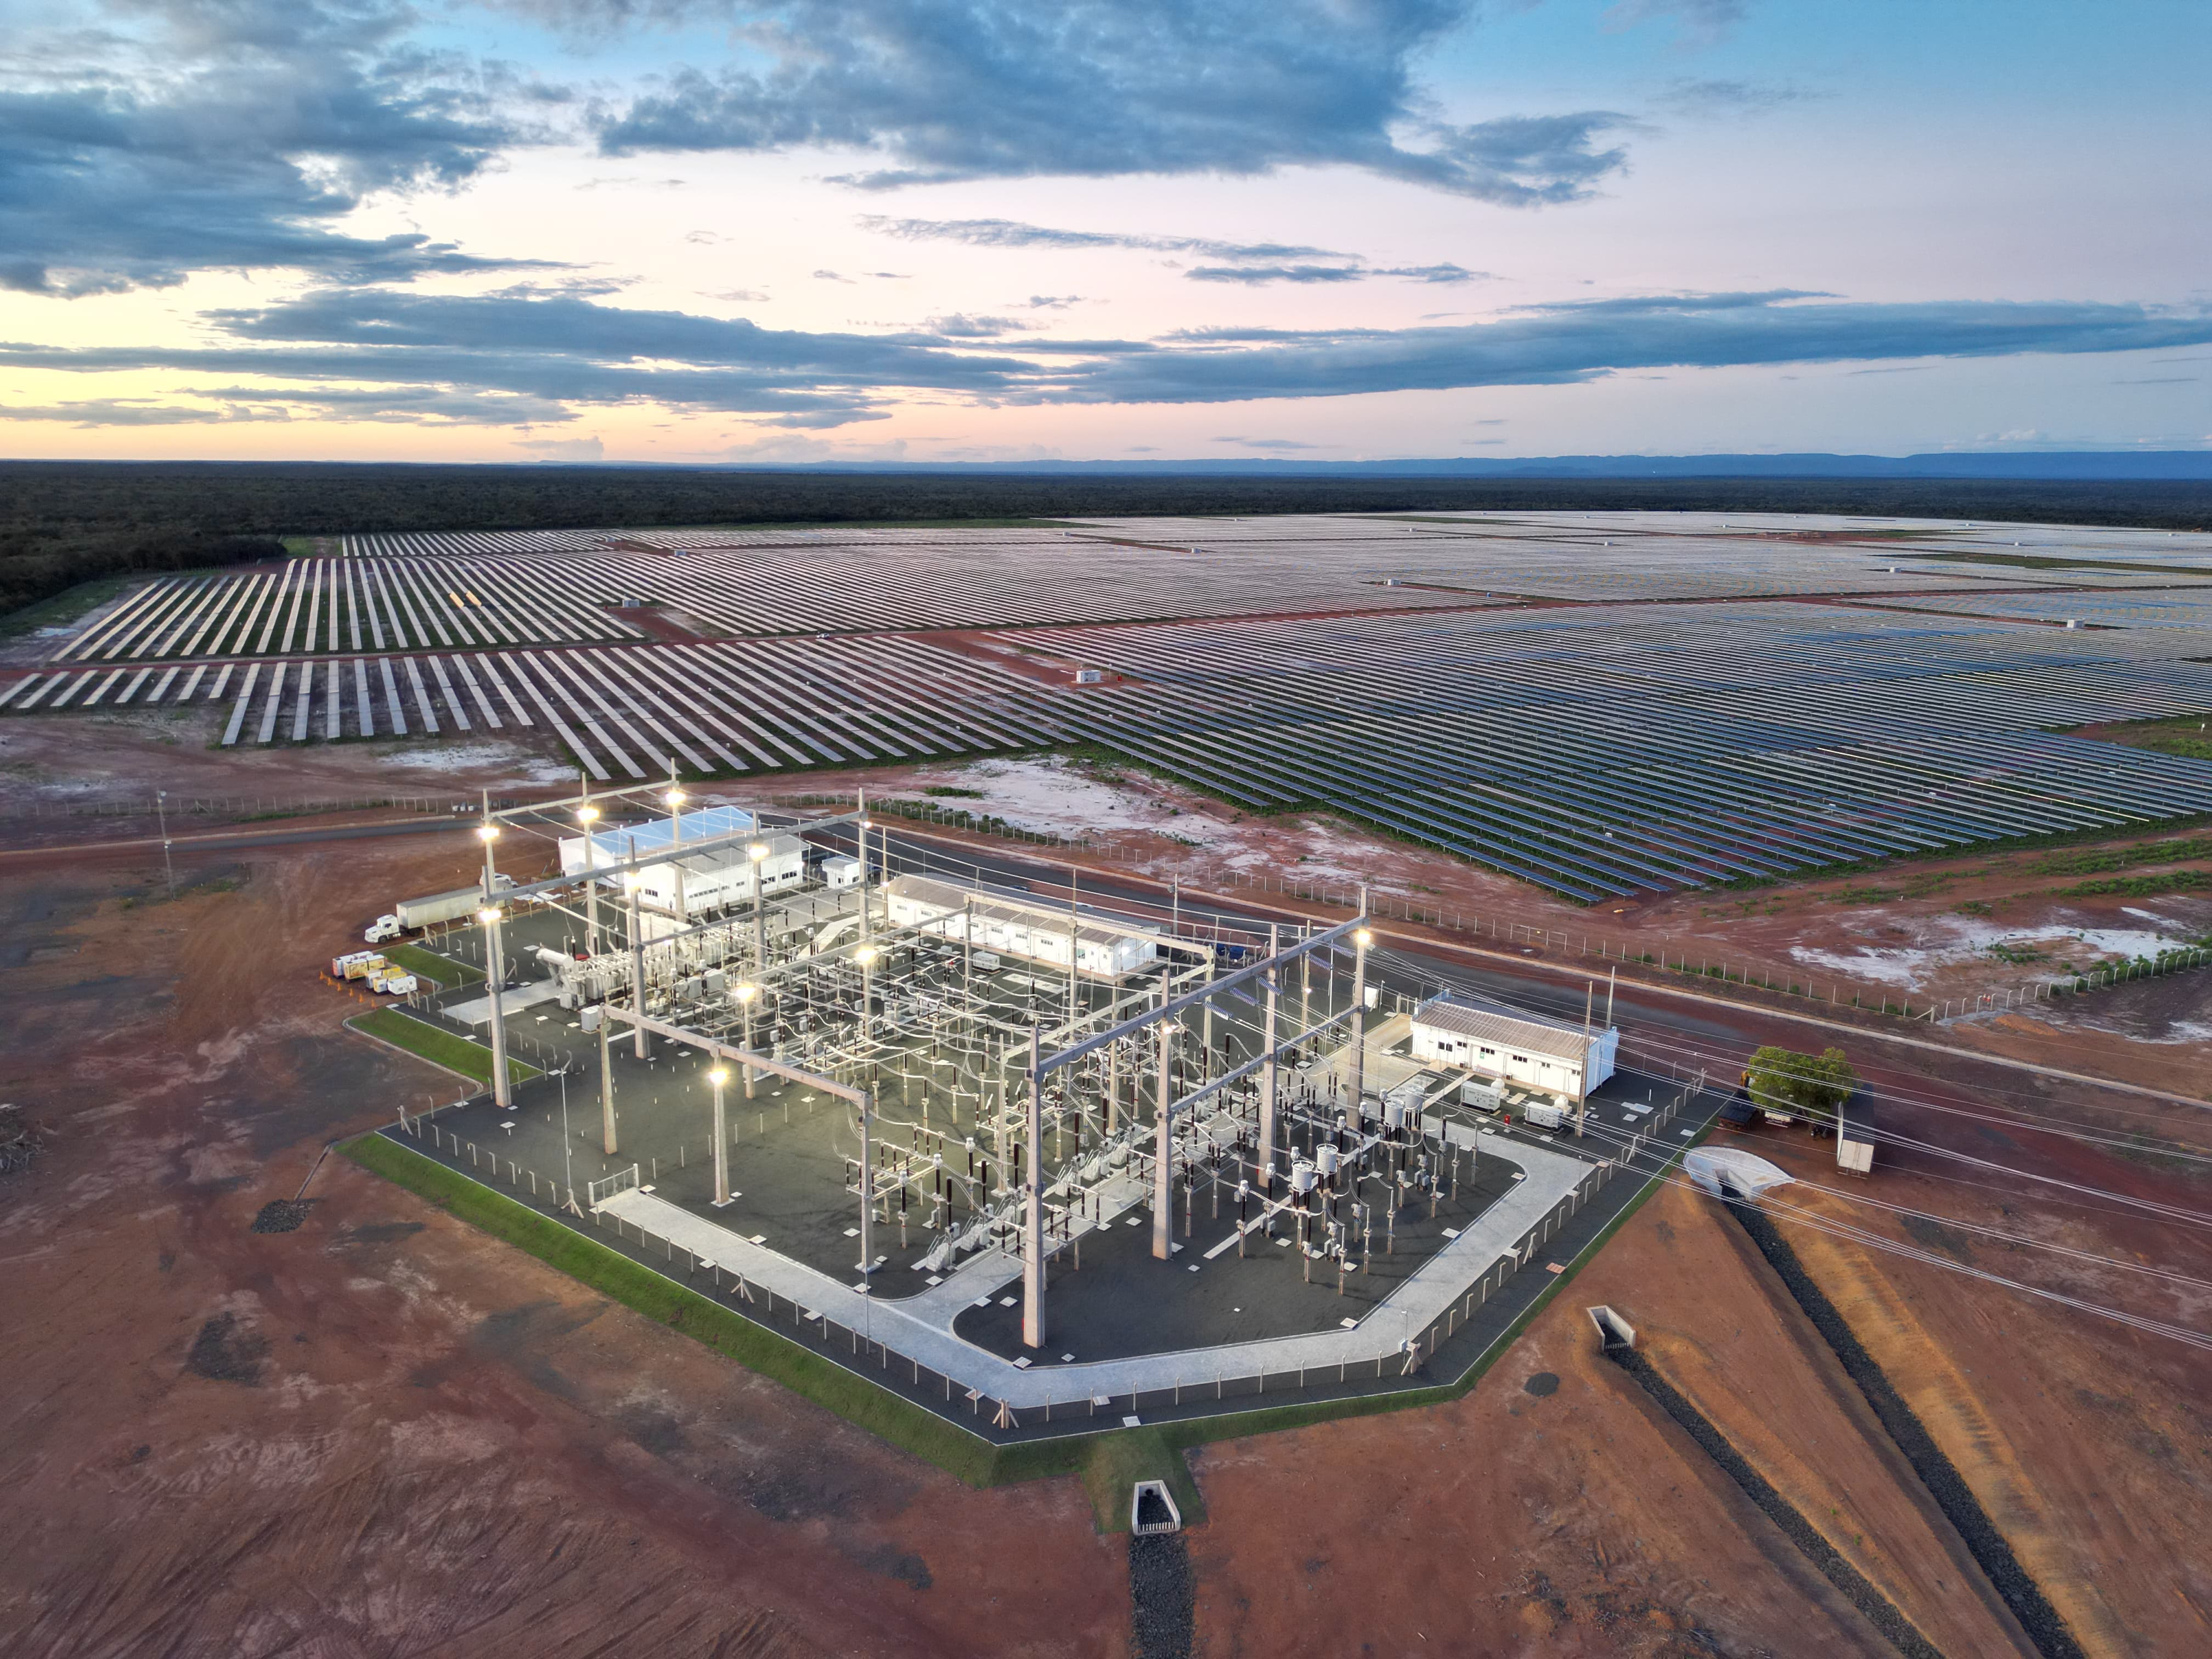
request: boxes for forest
[5,459,2209,621]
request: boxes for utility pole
[1152,990,1176,1262]
[1576,980,1594,1139]
[1349,888,1371,1111]
[1022,1026,1046,1347]
[626,874,648,1059]
[710,1067,731,1205]
[156,790,175,899]
[1259,923,1280,1193]
[598,1003,617,1154]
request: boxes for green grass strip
[342,1132,1023,1484]
[376,942,484,987]
[348,1007,538,1086]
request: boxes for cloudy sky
[4,0,2207,464]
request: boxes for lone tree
[1743,1045,1856,1125]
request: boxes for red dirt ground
[7,750,2211,1655]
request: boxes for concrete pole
[483,905,511,1109]
[710,1069,730,1205]
[1350,896,1370,1111]
[1152,991,1175,1262]
[1022,1026,1046,1348]
[627,878,648,1059]
[667,772,688,932]
[1259,922,1279,1193]
[858,819,874,947]
[858,1087,876,1278]
[1606,966,1617,1027]
[1105,1038,1119,1136]
[740,988,757,1099]
[578,770,601,957]
[1576,980,1594,1139]
[599,1007,617,1155]
[1066,872,1080,1028]
[752,845,766,973]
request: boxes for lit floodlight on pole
[735,981,759,1097]
[575,803,602,953]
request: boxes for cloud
[1187,261,1485,285]
[1605,0,1747,47]
[1214,436,1315,449]
[593,3,1631,204]
[1020,295,1084,309]
[703,287,770,301]
[861,216,1347,262]
[924,314,1034,337]
[14,286,2209,431]
[1,0,548,296]
[1187,264,1364,285]
[1657,78,1816,117]
[813,269,854,281]
[1028,294,2212,405]
[0,285,1046,428]
[0,399,293,427]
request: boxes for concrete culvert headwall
[1719,1190,2088,1659]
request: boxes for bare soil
[6,743,2211,1655]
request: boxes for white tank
[1290,1160,1317,1194]
[1316,1144,1341,1178]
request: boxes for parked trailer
[394,873,515,930]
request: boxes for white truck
[369,874,516,940]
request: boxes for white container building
[882,874,1159,979]
[1407,997,1618,1099]
[557,805,806,916]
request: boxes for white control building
[557,805,806,916]
[882,874,1161,978]
[1407,996,1618,1099]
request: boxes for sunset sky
[4,0,2207,464]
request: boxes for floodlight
[735,983,760,1003]
[477,906,502,924]
[855,945,879,966]
[748,841,770,861]
[709,1068,729,1086]
[665,788,687,807]
[577,805,600,823]
[1355,928,1373,946]
[476,823,499,841]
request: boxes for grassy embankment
[348,1006,536,1086]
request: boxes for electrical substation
[370,784,1709,1440]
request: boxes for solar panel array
[14,511,2212,898]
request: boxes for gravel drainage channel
[1600,1329,1945,1659]
[1129,1532,1195,1659]
[1722,1191,2087,1659]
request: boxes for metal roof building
[1408,996,1617,1099]
[883,874,1160,979]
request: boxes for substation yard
[366,787,1703,1442]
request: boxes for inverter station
[371,780,1662,1439]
